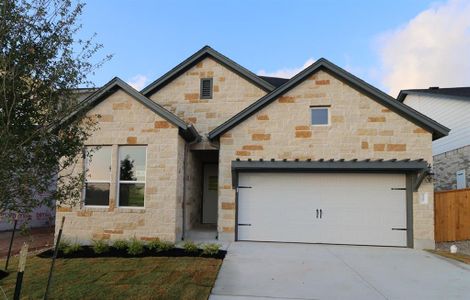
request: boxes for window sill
[116,207,146,213]
[82,206,109,212]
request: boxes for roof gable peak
[141,46,275,96]
[67,77,200,142]
[208,57,449,140]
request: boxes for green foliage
[0,0,111,216]
[112,239,129,251]
[201,243,221,256]
[92,240,109,254]
[63,241,82,255]
[182,241,199,253]
[147,239,174,252]
[127,238,145,256]
[58,239,71,252]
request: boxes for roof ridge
[67,77,200,142]
[208,58,449,140]
[141,46,275,96]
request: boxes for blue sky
[78,0,470,96]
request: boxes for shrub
[112,239,129,251]
[147,239,174,252]
[58,239,71,252]
[127,238,145,256]
[182,241,199,253]
[201,243,221,256]
[63,241,82,254]
[92,239,109,254]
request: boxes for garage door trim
[232,159,428,248]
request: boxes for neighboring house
[398,87,470,191]
[57,46,449,249]
[0,88,97,231]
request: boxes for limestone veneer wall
[148,57,267,141]
[56,89,183,243]
[218,70,435,249]
[433,145,470,191]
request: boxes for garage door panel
[237,173,407,247]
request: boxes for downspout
[181,126,200,241]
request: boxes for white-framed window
[84,146,112,206]
[118,145,147,208]
[311,106,330,126]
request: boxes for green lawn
[0,255,222,299]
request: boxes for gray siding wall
[403,94,470,155]
[434,145,470,191]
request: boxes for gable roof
[258,76,289,88]
[397,87,470,102]
[68,77,200,142]
[141,46,276,96]
[208,58,450,141]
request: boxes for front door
[202,164,218,224]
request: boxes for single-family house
[57,46,449,249]
[398,87,470,191]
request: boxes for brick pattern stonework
[57,89,184,243]
[433,145,470,191]
[147,57,267,144]
[218,70,435,248]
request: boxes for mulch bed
[0,270,8,280]
[37,246,226,260]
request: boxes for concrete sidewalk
[211,242,470,300]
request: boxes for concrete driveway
[210,242,470,300]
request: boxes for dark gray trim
[208,58,450,140]
[231,159,428,188]
[406,174,414,248]
[200,78,213,99]
[398,90,470,103]
[413,167,431,192]
[141,46,275,96]
[66,77,201,142]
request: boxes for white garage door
[237,173,408,247]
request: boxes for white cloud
[127,74,149,90]
[377,0,470,96]
[258,58,316,78]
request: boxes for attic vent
[200,78,213,99]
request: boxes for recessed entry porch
[183,149,218,241]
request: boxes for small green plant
[182,241,199,253]
[58,239,71,252]
[92,239,109,254]
[112,239,129,251]
[63,241,82,254]
[148,239,174,252]
[201,243,221,256]
[127,238,145,256]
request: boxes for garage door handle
[320,209,323,219]
[238,223,252,226]
[391,228,407,231]
[316,209,319,218]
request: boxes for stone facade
[147,57,267,144]
[58,51,440,250]
[57,89,184,243]
[218,70,435,248]
[434,145,470,191]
